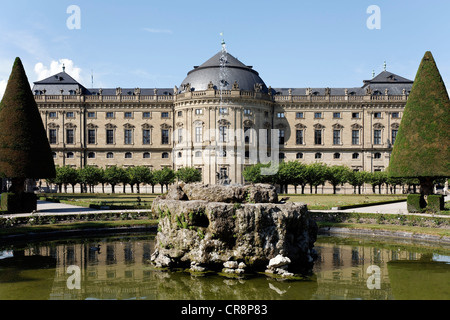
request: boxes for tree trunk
[10,177,26,194]
[419,177,434,196]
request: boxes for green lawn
[282,194,408,210]
[40,193,160,209]
[42,193,408,210]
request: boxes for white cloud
[0,80,7,100]
[34,59,82,82]
[143,28,173,34]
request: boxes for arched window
[66,152,74,159]
[279,153,285,160]
[52,152,57,159]
[162,152,169,159]
[374,152,382,159]
[333,153,341,159]
[296,153,303,159]
[125,152,133,159]
[143,152,151,159]
[352,153,360,159]
[88,152,96,159]
[195,151,202,158]
[107,152,114,159]
[315,152,322,159]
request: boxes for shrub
[1,193,37,213]
[407,194,426,213]
[427,195,445,212]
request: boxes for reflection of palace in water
[19,236,434,300]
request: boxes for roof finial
[220,32,225,46]
[372,70,375,78]
[62,63,66,73]
[383,60,387,71]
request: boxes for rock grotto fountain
[150,183,318,277]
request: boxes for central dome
[180,51,268,93]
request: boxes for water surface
[0,233,449,300]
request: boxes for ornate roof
[179,51,268,93]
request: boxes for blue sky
[0,0,449,96]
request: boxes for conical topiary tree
[0,58,56,212]
[388,51,449,209]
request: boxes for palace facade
[33,49,413,186]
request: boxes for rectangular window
[314,130,322,145]
[143,112,151,119]
[161,129,169,145]
[333,130,341,145]
[374,112,382,119]
[333,112,341,119]
[161,112,169,118]
[66,129,74,144]
[219,126,227,142]
[278,129,285,145]
[124,129,133,145]
[66,112,75,118]
[106,129,114,145]
[177,111,183,117]
[296,130,303,145]
[244,127,251,144]
[374,130,382,145]
[352,130,360,145]
[124,112,133,119]
[49,129,57,144]
[314,112,322,119]
[88,129,96,144]
[352,112,360,119]
[106,112,114,119]
[195,127,203,143]
[143,130,151,145]
[219,107,228,115]
[87,112,96,118]
[178,128,183,144]
[392,130,398,145]
[296,112,304,119]
[277,112,285,119]
[49,112,57,119]
[391,112,399,119]
[195,109,203,115]
[244,109,252,116]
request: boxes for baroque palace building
[33,47,413,186]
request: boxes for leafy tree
[176,167,202,184]
[153,168,175,193]
[127,166,151,193]
[326,165,351,194]
[367,171,387,194]
[305,163,328,194]
[242,163,276,185]
[347,170,369,194]
[146,170,157,194]
[0,58,55,202]
[389,51,450,196]
[79,166,103,193]
[55,166,79,193]
[104,166,127,194]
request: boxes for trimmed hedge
[407,194,426,213]
[427,195,445,212]
[1,193,37,213]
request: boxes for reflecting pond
[0,233,449,300]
